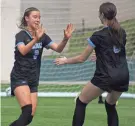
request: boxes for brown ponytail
[99,2,124,45]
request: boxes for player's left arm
[49,38,69,53]
[49,23,74,53]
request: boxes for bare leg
[31,92,38,116]
[9,85,32,126]
[72,81,104,126]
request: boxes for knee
[106,98,116,105]
[76,97,87,106]
[106,95,118,105]
[22,104,32,117]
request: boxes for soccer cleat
[98,100,104,104]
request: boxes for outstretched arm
[54,45,94,65]
[49,23,74,53]
[89,50,97,61]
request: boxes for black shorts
[10,79,38,96]
[91,77,129,93]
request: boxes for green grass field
[1,97,135,126]
[1,84,135,93]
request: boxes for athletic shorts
[91,77,129,92]
[10,78,38,96]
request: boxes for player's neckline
[23,30,33,39]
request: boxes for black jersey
[87,27,129,91]
[11,30,53,85]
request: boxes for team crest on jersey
[113,46,121,53]
[32,42,42,49]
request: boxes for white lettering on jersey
[32,42,42,49]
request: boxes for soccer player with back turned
[55,2,129,126]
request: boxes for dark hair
[99,2,124,45]
[19,7,39,29]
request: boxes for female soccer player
[9,7,74,126]
[55,2,129,126]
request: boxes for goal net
[38,0,135,98]
[1,0,135,98]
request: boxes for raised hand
[64,23,75,39]
[34,24,45,40]
[54,57,67,65]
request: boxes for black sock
[26,115,33,125]
[99,96,103,101]
[10,115,33,126]
[105,100,119,126]
[72,97,87,126]
[9,104,32,126]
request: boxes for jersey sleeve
[15,31,25,47]
[42,34,54,49]
[87,33,100,48]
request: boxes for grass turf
[1,97,135,126]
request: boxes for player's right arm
[89,50,97,61]
[16,25,45,56]
[54,33,100,65]
[17,37,38,56]
[54,44,94,65]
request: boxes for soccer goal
[37,52,135,98]
[1,0,135,98]
[37,0,135,98]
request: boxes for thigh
[14,85,32,107]
[106,91,122,105]
[29,85,38,115]
[11,79,28,96]
[79,81,104,104]
[31,92,38,116]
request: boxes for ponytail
[99,2,124,46]
[107,18,123,46]
[19,15,27,29]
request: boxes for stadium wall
[1,0,21,82]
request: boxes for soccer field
[1,97,135,126]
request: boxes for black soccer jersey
[11,30,53,85]
[87,27,129,92]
